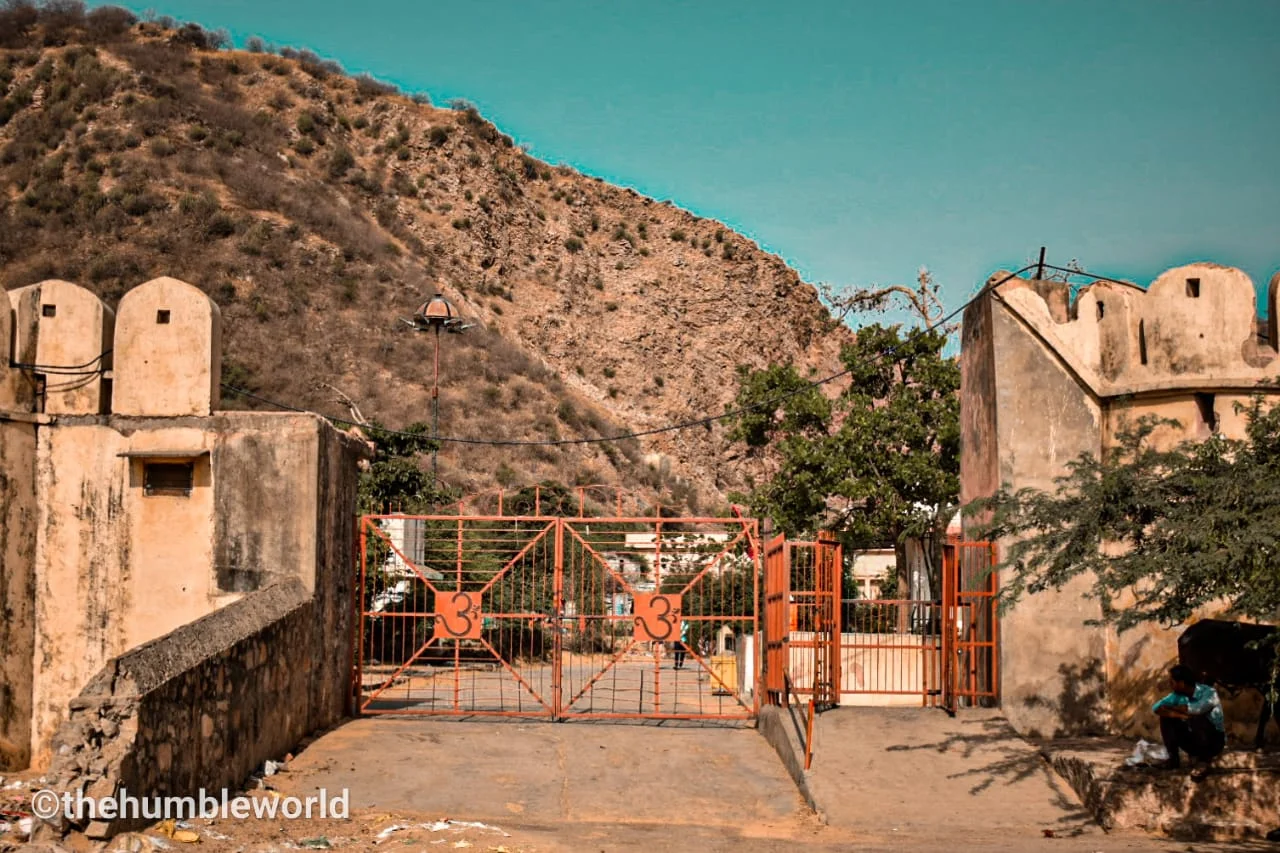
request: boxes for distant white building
[378,516,443,581]
[849,549,895,599]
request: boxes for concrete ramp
[276,718,812,846]
[805,708,1116,846]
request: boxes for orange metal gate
[356,514,760,721]
[766,535,999,710]
[942,540,999,712]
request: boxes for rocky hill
[0,8,848,510]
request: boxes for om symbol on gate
[633,593,682,642]
[433,591,483,640]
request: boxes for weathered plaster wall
[43,424,362,838]
[211,414,320,595]
[988,293,1107,737]
[961,262,1280,742]
[30,422,131,768]
[25,413,355,768]
[0,421,37,770]
[2,274,367,777]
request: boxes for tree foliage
[728,323,959,557]
[971,400,1280,631]
[356,421,450,514]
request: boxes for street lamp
[409,294,468,481]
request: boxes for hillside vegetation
[0,4,848,510]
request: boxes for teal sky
[103,1,1280,320]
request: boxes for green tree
[971,401,1280,632]
[356,420,450,514]
[728,323,959,591]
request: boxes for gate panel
[762,534,788,704]
[356,514,760,721]
[784,538,839,707]
[559,518,759,720]
[358,516,558,716]
[944,540,999,710]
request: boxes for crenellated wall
[961,262,1280,741]
[0,276,367,772]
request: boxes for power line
[222,262,1042,447]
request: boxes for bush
[245,35,266,53]
[147,137,174,157]
[327,145,355,178]
[669,229,686,242]
[205,212,236,238]
[295,111,316,136]
[83,5,134,41]
[0,1,38,48]
[355,73,398,99]
[293,136,315,155]
[170,22,214,50]
[563,237,583,253]
[38,0,85,46]
[451,217,471,230]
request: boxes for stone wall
[960,262,1280,742]
[43,580,341,838]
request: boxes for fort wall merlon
[1,276,220,417]
[986,262,1280,397]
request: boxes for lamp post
[411,294,462,481]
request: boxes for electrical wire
[222,263,1042,446]
[9,350,112,374]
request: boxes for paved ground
[7,711,1269,851]
[277,717,803,839]
[804,707,1183,850]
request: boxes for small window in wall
[1195,393,1218,434]
[1096,301,1105,321]
[1186,278,1201,298]
[156,309,171,324]
[1138,320,1148,365]
[41,304,56,317]
[144,462,194,496]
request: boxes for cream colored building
[0,277,364,771]
[960,262,1280,741]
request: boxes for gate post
[353,517,367,716]
[941,542,957,714]
[552,518,564,719]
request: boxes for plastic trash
[1123,739,1169,766]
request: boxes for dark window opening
[1186,278,1201,298]
[1195,393,1218,433]
[1096,301,1105,321]
[144,462,195,496]
[1138,320,1148,365]
[156,309,171,324]
[41,304,56,317]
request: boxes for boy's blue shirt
[1152,683,1225,733]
